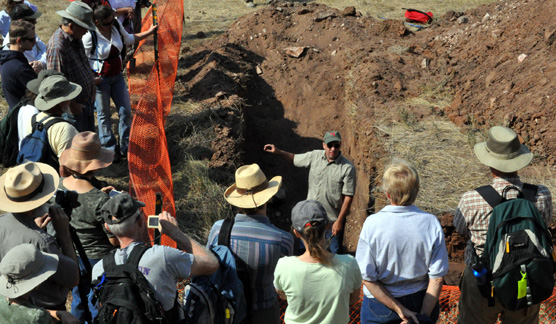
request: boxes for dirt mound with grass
[175,0,556,265]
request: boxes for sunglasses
[327,143,341,149]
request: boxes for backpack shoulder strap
[90,30,98,56]
[126,244,151,267]
[218,218,234,246]
[521,183,538,202]
[102,250,118,272]
[476,185,504,208]
[41,116,67,131]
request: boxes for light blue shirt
[355,204,449,298]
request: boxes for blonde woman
[274,200,362,324]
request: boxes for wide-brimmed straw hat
[0,162,59,213]
[474,126,533,173]
[0,244,58,298]
[34,75,82,112]
[224,164,282,209]
[56,1,95,30]
[59,132,114,174]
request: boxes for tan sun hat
[224,164,282,209]
[0,162,59,213]
[0,244,58,298]
[474,126,533,173]
[59,131,114,174]
[56,1,95,30]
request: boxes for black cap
[10,4,42,20]
[101,193,145,225]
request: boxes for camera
[53,190,81,211]
[147,215,159,229]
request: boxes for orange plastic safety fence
[127,0,183,247]
[278,286,556,323]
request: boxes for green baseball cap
[323,131,342,144]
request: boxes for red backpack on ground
[404,8,433,24]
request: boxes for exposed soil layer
[175,0,556,276]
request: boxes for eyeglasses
[327,143,341,149]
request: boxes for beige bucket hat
[0,244,59,298]
[59,131,114,174]
[224,164,282,209]
[56,1,95,30]
[474,126,533,173]
[0,162,59,213]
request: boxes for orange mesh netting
[127,0,183,247]
[278,286,556,323]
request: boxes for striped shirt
[46,27,95,105]
[207,214,294,310]
[454,176,552,264]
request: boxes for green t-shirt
[0,297,51,324]
[273,254,362,324]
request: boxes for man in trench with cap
[47,1,96,132]
[0,161,79,312]
[207,163,294,324]
[454,125,553,323]
[264,131,356,253]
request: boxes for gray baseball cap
[291,200,328,232]
[102,192,145,225]
[323,131,342,144]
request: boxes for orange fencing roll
[127,0,183,247]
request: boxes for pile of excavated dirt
[175,0,556,267]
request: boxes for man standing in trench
[264,130,356,253]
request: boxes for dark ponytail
[299,221,332,266]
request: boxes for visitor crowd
[0,1,551,324]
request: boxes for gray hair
[106,211,140,237]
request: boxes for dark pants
[360,289,439,324]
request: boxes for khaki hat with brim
[0,244,58,298]
[224,164,282,209]
[34,75,82,111]
[26,69,64,95]
[59,131,114,174]
[56,1,95,30]
[0,162,59,213]
[474,126,533,173]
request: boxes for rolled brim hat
[224,164,282,209]
[34,75,82,112]
[102,192,146,225]
[474,126,533,173]
[10,4,42,20]
[0,244,59,298]
[56,1,95,30]
[291,199,328,232]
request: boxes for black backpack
[0,101,24,167]
[16,114,67,170]
[476,184,555,310]
[93,244,169,324]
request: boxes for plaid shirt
[454,176,552,264]
[46,27,95,104]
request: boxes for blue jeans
[326,228,344,254]
[95,73,132,154]
[71,257,101,323]
[360,290,439,324]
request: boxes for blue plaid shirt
[207,214,293,310]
